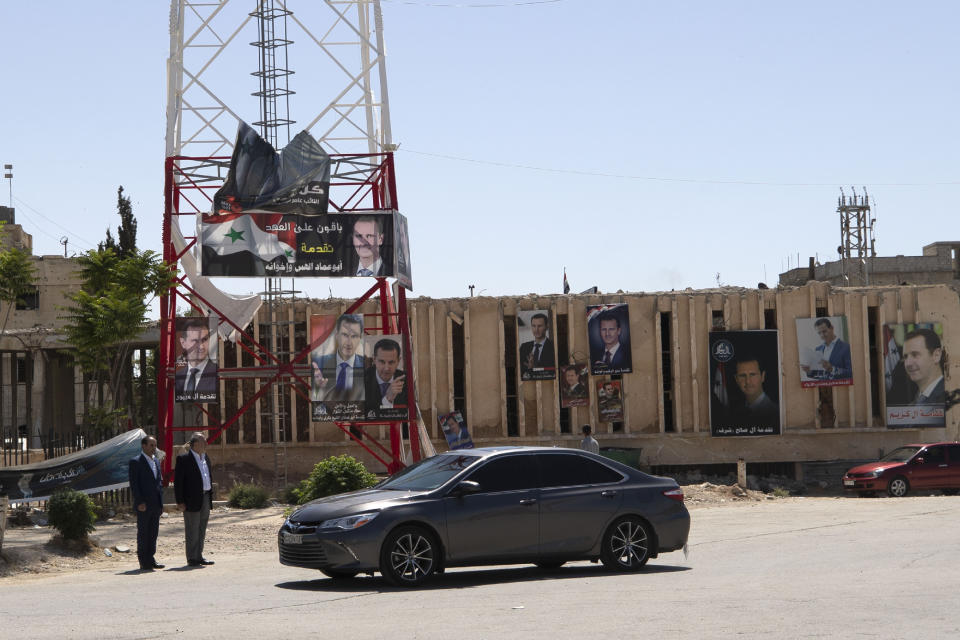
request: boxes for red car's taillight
[663,487,684,502]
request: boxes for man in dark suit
[802,317,852,380]
[364,338,408,417]
[519,312,555,380]
[903,328,945,405]
[311,314,365,402]
[350,215,388,277]
[174,432,215,567]
[592,311,630,372]
[128,434,165,571]
[174,317,218,402]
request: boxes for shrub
[227,483,270,509]
[278,484,300,505]
[293,455,379,504]
[47,488,97,541]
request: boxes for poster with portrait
[587,304,632,375]
[596,380,623,422]
[559,364,589,408]
[174,316,219,404]
[200,212,395,279]
[362,334,409,421]
[518,310,556,381]
[708,330,781,436]
[795,316,853,388]
[884,323,945,428]
[439,411,473,450]
[394,212,413,291]
[310,313,366,421]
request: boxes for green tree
[62,247,174,427]
[99,186,137,259]
[0,224,37,337]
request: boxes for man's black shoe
[199,558,215,565]
[151,562,166,569]
[139,565,154,572]
[187,560,203,567]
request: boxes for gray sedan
[278,446,690,586]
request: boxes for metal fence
[1,428,30,467]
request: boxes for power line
[12,196,98,250]
[399,148,960,188]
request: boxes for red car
[842,442,960,497]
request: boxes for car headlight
[321,512,379,530]
[867,469,884,478]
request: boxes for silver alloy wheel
[385,528,435,585]
[888,477,909,498]
[601,517,651,571]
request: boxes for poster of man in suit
[709,330,781,436]
[560,364,589,408]
[363,334,409,421]
[587,304,632,375]
[310,313,366,421]
[439,411,473,450]
[796,316,853,388]
[518,310,556,381]
[597,380,623,422]
[174,316,219,404]
[884,323,946,428]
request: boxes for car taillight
[663,487,684,502]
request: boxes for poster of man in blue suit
[587,304,632,376]
[796,316,853,388]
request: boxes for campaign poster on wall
[709,330,781,436]
[559,364,589,408]
[884,323,946,428]
[200,212,395,279]
[174,316,219,404]
[362,334,409,421]
[597,380,623,422]
[310,313,366,421]
[587,304,632,375]
[439,411,473,450]
[796,316,853,388]
[518,310,556,381]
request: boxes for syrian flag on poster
[200,212,295,266]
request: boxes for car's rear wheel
[320,568,359,580]
[380,526,437,587]
[534,561,566,570]
[600,516,651,572]
[887,476,909,497]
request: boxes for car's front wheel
[887,476,909,497]
[600,516,652,572]
[380,526,438,587]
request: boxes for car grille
[279,539,328,568]
[847,472,875,479]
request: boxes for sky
[1,1,958,303]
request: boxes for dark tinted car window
[538,453,623,488]
[947,445,960,463]
[380,453,482,491]
[921,446,946,464]
[465,455,538,493]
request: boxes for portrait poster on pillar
[199,212,395,279]
[883,323,945,428]
[174,316,219,404]
[796,316,853,388]
[310,313,366,422]
[708,330,781,436]
[394,212,413,291]
[518,310,556,381]
[559,364,589,408]
[597,380,623,422]
[439,411,474,450]
[587,304,632,375]
[362,334,409,422]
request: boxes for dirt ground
[0,482,835,581]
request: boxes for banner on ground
[0,429,147,504]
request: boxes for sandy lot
[0,482,831,580]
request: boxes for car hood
[289,487,428,524]
[846,461,904,475]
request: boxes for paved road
[3,496,960,639]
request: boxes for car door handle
[519,498,537,506]
[601,490,618,498]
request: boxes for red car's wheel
[887,476,909,498]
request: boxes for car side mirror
[914,457,925,465]
[451,480,480,497]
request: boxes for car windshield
[378,453,483,491]
[880,446,921,463]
